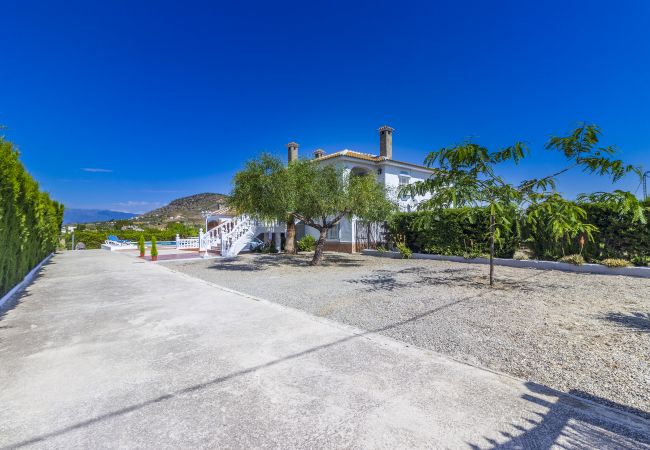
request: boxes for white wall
[304,155,434,245]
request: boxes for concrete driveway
[1,251,648,449]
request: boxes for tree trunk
[489,213,495,286]
[310,228,328,266]
[285,216,296,254]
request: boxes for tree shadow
[0,286,487,449]
[345,273,412,292]
[206,253,364,272]
[3,257,648,448]
[469,382,650,449]
[350,265,571,293]
[600,312,650,334]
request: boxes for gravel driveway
[167,252,650,419]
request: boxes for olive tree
[230,154,395,266]
[405,124,640,286]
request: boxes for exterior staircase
[196,214,283,258]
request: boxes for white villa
[195,126,433,256]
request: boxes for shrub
[631,255,650,267]
[600,258,629,268]
[296,235,316,252]
[396,242,412,259]
[558,254,585,265]
[387,208,518,259]
[138,235,145,255]
[526,201,650,261]
[463,250,481,260]
[150,237,158,257]
[512,249,531,260]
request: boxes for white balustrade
[173,214,283,258]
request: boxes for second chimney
[287,142,299,163]
[378,125,394,159]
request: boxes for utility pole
[71,232,75,251]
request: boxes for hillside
[64,209,137,225]
[136,193,229,225]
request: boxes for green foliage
[296,235,316,252]
[396,242,412,259]
[230,154,395,265]
[0,136,64,297]
[387,208,518,258]
[558,254,585,265]
[631,256,650,267]
[138,235,145,254]
[150,237,158,257]
[600,258,629,268]
[404,124,638,285]
[526,196,649,261]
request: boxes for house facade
[198,125,434,256]
[292,126,433,252]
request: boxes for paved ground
[1,251,649,449]
[170,252,650,420]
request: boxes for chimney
[313,148,325,159]
[287,142,299,163]
[378,125,394,159]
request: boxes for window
[327,223,340,240]
[399,170,411,199]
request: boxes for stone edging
[0,253,53,312]
[361,249,650,279]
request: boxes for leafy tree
[405,124,639,285]
[230,154,395,265]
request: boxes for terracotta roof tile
[315,149,431,171]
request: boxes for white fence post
[175,234,180,250]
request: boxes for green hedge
[526,201,650,261]
[388,201,650,262]
[1,137,64,298]
[387,208,518,258]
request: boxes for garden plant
[403,124,645,285]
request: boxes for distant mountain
[64,209,137,225]
[137,193,229,225]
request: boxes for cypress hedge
[1,136,64,298]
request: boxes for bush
[387,208,518,259]
[0,137,64,297]
[631,255,650,267]
[558,254,585,265]
[600,258,629,268]
[526,201,650,261]
[462,250,481,260]
[150,237,158,257]
[296,235,316,252]
[396,242,412,259]
[138,235,145,255]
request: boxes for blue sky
[2,0,649,213]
